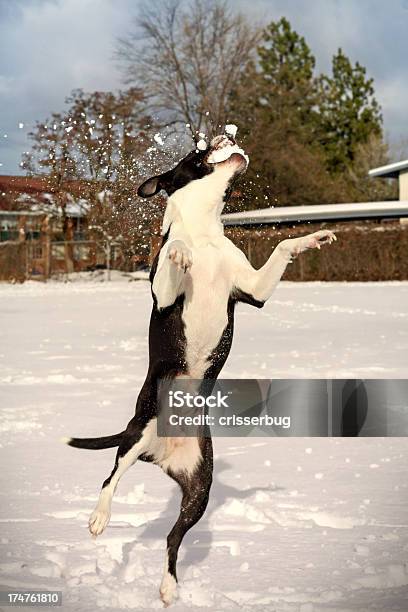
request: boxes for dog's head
[137,132,248,199]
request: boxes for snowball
[18,122,24,129]
[198,132,206,139]
[154,133,164,146]
[207,143,248,165]
[196,139,207,151]
[225,124,238,137]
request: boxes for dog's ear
[137,175,163,198]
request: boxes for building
[0,175,156,281]
[0,174,89,240]
[0,175,97,280]
[368,159,408,200]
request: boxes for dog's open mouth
[206,132,249,167]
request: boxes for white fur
[160,553,178,606]
[159,436,202,475]
[229,231,336,302]
[88,487,111,536]
[89,421,157,536]
[137,418,202,476]
[182,245,230,377]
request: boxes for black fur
[67,431,125,450]
[138,149,214,198]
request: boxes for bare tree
[116,0,261,139]
[346,134,398,202]
[22,89,160,272]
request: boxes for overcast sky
[0,0,407,174]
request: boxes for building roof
[368,159,408,179]
[0,174,90,195]
[222,201,408,226]
[0,174,91,217]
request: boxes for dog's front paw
[160,573,178,607]
[284,229,336,257]
[89,508,111,536]
[167,241,193,273]
[301,230,337,251]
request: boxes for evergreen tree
[318,49,383,173]
[257,16,318,133]
[229,18,346,208]
[229,20,386,208]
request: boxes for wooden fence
[0,240,105,281]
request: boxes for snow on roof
[368,159,408,179]
[1,193,90,218]
[0,175,93,215]
[221,201,408,226]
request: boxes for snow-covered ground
[1,280,408,611]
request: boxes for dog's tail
[61,431,124,450]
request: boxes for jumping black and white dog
[66,131,336,605]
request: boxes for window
[30,243,43,259]
[0,217,19,242]
[52,244,65,260]
[74,244,90,260]
[25,218,42,241]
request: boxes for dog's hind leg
[159,437,213,606]
[88,419,153,536]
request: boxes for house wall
[399,170,408,200]
[0,242,27,281]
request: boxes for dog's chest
[182,245,231,377]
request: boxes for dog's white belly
[182,246,231,378]
[140,418,202,475]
